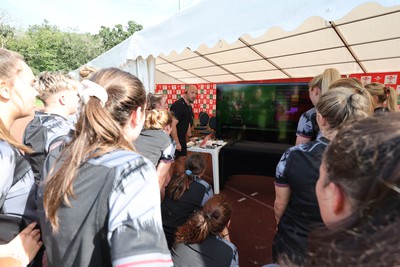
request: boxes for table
[219,141,292,189]
[187,140,227,194]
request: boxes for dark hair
[165,153,205,200]
[306,112,400,266]
[175,195,232,244]
[44,68,146,232]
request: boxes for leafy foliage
[0,9,143,74]
[97,20,143,51]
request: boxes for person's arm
[0,222,43,266]
[274,148,292,225]
[295,109,315,145]
[170,118,181,151]
[274,185,291,225]
[295,135,311,145]
[156,161,172,190]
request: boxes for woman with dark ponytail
[172,195,239,267]
[161,153,214,249]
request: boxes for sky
[1,0,201,33]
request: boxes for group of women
[272,67,400,266]
[1,46,400,267]
[0,47,238,267]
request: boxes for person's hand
[8,222,43,264]
[176,143,182,151]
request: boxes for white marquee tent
[77,0,400,92]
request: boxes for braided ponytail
[317,78,373,130]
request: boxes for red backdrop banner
[155,83,217,119]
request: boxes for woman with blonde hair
[38,68,172,267]
[273,78,372,264]
[135,108,176,198]
[295,68,341,145]
[365,82,399,113]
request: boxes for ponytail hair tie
[79,80,108,107]
[185,170,192,175]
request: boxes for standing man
[170,85,198,176]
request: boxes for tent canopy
[82,0,400,88]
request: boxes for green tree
[97,20,143,51]
[7,20,104,73]
[0,9,16,48]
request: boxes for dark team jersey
[273,137,328,262]
[296,107,320,140]
[172,234,239,267]
[374,107,390,114]
[23,111,74,182]
[135,129,176,166]
[161,176,213,249]
[38,150,172,267]
[170,97,193,142]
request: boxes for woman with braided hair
[172,195,239,267]
[273,78,373,264]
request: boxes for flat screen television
[216,82,313,144]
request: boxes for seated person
[172,195,239,267]
[162,153,214,249]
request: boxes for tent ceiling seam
[239,37,291,78]
[329,21,367,73]
[157,55,211,83]
[191,50,245,81]
[334,9,400,27]
[155,70,186,84]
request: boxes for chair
[194,112,210,136]
[200,115,216,136]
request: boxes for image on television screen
[216,83,313,144]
